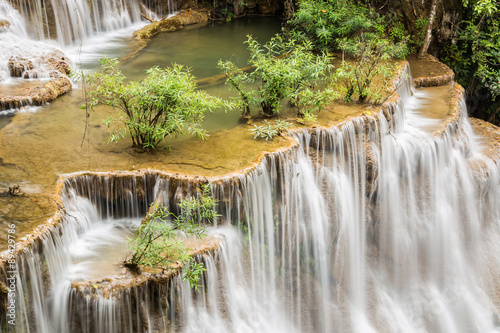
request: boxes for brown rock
[133,10,208,40]
[45,53,71,75]
[0,76,71,111]
[176,10,209,25]
[0,20,10,32]
[0,281,8,295]
[9,56,34,77]
[8,52,71,79]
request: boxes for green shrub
[126,185,220,291]
[443,0,500,124]
[334,33,407,103]
[249,120,292,140]
[218,34,336,118]
[288,0,409,105]
[289,0,384,51]
[81,56,232,151]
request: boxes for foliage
[413,18,430,50]
[81,56,232,151]
[218,34,335,118]
[290,0,411,55]
[126,185,220,290]
[442,0,500,124]
[387,14,426,53]
[333,34,404,103]
[288,0,408,105]
[289,0,386,51]
[217,60,253,118]
[249,120,292,140]
[293,84,338,116]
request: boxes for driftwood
[140,12,156,23]
[140,12,173,23]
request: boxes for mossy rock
[133,10,209,40]
[134,18,183,39]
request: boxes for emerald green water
[121,17,282,80]
[121,17,282,131]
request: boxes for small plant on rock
[126,185,219,291]
[249,120,292,140]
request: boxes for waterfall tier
[1,65,500,332]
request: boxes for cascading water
[10,0,175,45]
[158,69,500,332]
[0,0,56,82]
[3,69,500,332]
[0,0,177,96]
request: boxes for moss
[133,10,209,40]
[133,19,183,39]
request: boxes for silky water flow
[2,65,500,331]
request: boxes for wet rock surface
[8,51,70,79]
[0,75,71,111]
[8,56,33,77]
[409,54,455,88]
[71,236,221,298]
[133,9,209,39]
[2,50,72,111]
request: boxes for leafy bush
[289,0,384,51]
[126,185,220,290]
[82,56,232,151]
[333,33,407,103]
[288,0,409,105]
[413,18,429,50]
[218,34,336,118]
[443,0,500,124]
[249,120,291,140]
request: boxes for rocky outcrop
[133,9,209,39]
[71,237,221,299]
[412,54,455,88]
[2,51,72,111]
[8,56,33,77]
[0,75,71,111]
[8,52,71,79]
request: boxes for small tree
[333,33,408,103]
[83,56,232,151]
[218,34,336,118]
[126,185,220,290]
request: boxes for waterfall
[10,0,176,45]
[3,70,500,332]
[170,72,500,332]
[0,0,177,84]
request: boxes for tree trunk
[419,0,438,57]
[399,0,418,36]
